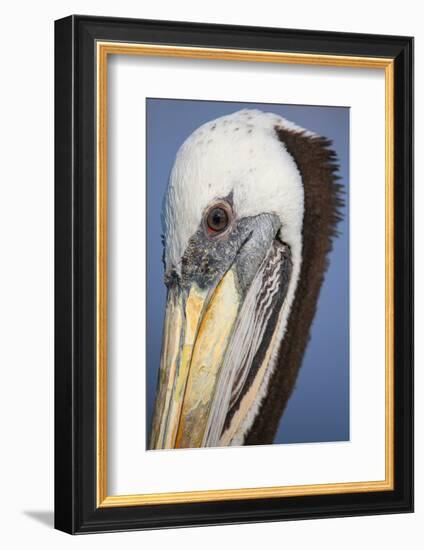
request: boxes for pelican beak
[149,265,242,449]
[149,212,291,450]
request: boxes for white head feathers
[162,109,309,275]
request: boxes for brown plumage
[245,127,343,445]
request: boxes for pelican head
[150,109,341,449]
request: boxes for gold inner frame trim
[96,41,395,508]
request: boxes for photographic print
[55,17,413,532]
[147,99,349,450]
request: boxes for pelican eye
[206,206,229,233]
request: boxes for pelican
[149,109,342,449]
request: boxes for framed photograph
[54,15,413,533]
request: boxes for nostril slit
[164,268,179,288]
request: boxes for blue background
[146,98,349,444]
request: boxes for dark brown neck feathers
[244,127,343,445]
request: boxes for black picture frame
[55,14,414,534]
